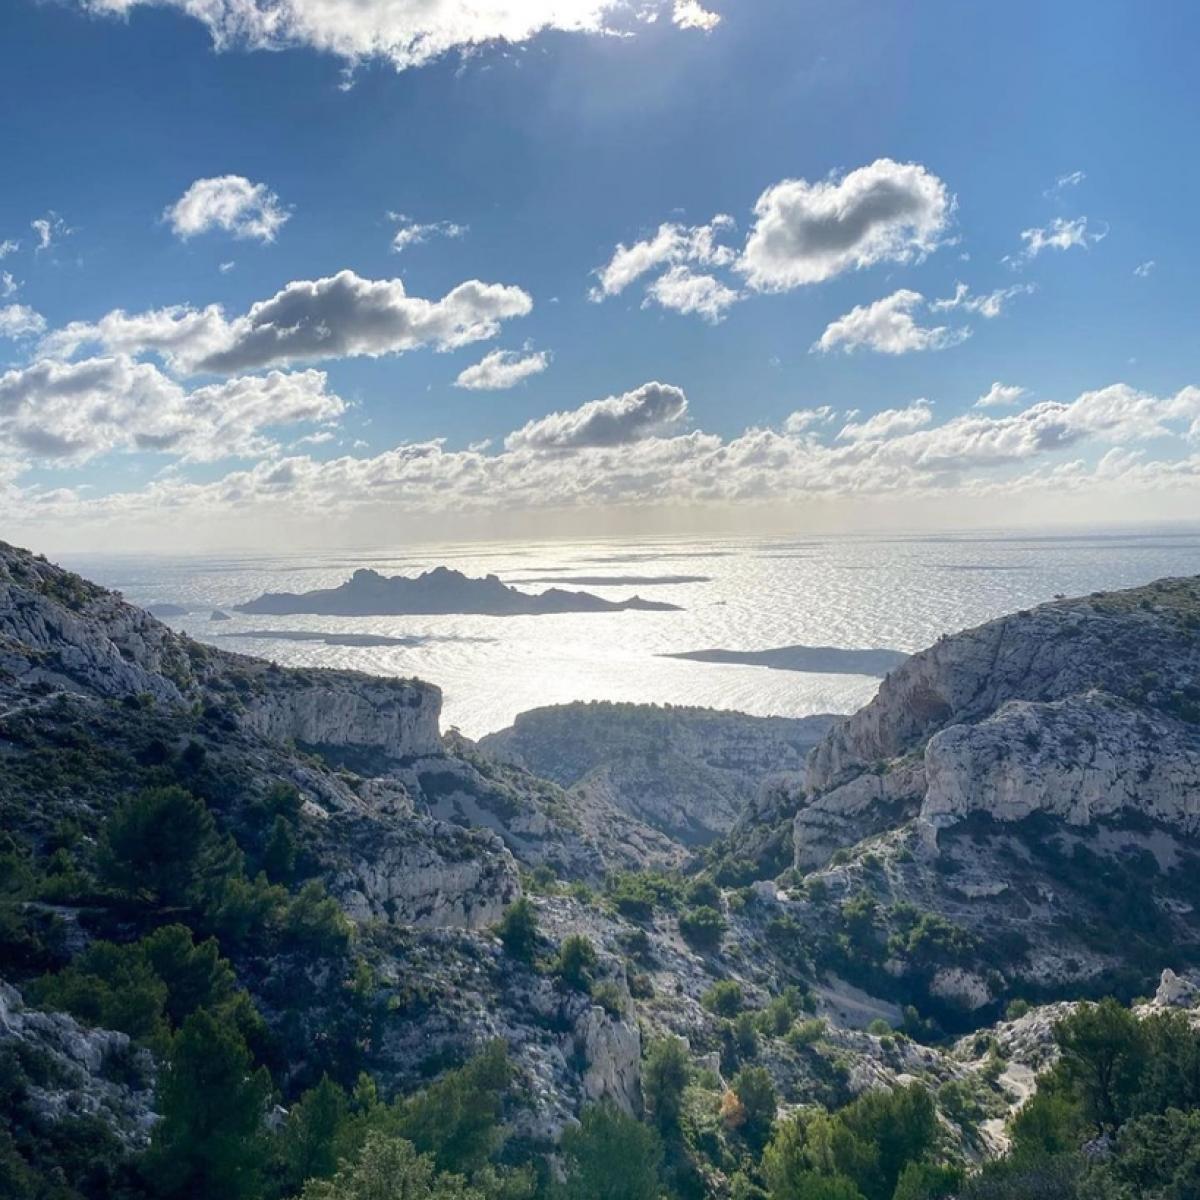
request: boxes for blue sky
[2,0,1198,549]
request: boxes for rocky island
[234,565,683,616]
[663,644,909,676]
[5,539,1200,1200]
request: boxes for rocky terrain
[234,565,682,615]
[479,701,836,849]
[5,541,1200,1199]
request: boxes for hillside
[4,542,1200,1200]
[479,702,836,848]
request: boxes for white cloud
[31,213,70,252]
[642,266,740,322]
[591,215,735,300]
[41,269,533,375]
[0,305,47,339]
[10,382,1200,532]
[455,348,549,390]
[1015,216,1105,261]
[975,382,1027,409]
[505,381,687,451]
[1,273,18,298]
[219,261,236,274]
[390,213,467,253]
[0,240,17,259]
[932,281,1035,318]
[1134,260,1155,278]
[837,400,933,442]
[0,356,343,464]
[814,290,969,355]
[784,406,835,434]
[672,1,720,31]
[738,158,952,291]
[1046,169,1086,195]
[79,0,693,72]
[165,175,290,242]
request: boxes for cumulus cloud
[0,240,17,259]
[642,266,740,322]
[837,400,933,442]
[0,305,47,339]
[976,382,1028,408]
[672,1,720,31]
[165,176,290,242]
[784,406,835,434]
[1,273,18,299]
[42,269,533,375]
[455,348,549,390]
[590,215,736,300]
[389,213,467,253]
[0,356,343,464]
[505,381,687,451]
[1134,260,1155,278]
[1014,216,1105,262]
[78,0,699,72]
[932,281,1035,318]
[9,381,1200,531]
[814,290,969,355]
[738,159,952,291]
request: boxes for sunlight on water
[66,527,1200,738]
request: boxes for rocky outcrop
[239,673,442,760]
[0,980,157,1147]
[921,691,1200,833]
[797,577,1200,868]
[577,1007,642,1114]
[481,702,835,848]
[327,811,519,929]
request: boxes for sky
[1,0,1199,552]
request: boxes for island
[234,566,683,616]
[662,643,908,676]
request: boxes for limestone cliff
[797,576,1200,868]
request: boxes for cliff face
[797,578,1200,868]
[0,542,506,932]
[0,542,444,761]
[480,702,836,849]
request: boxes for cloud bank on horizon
[1,0,1194,545]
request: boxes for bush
[734,1012,759,1058]
[495,898,539,963]
[787,1018,826,1049]
[642,1037,691,1132]
[731,1066,776,1149]
[1005,998,1031,1021]
[555,935,598,991]
[686,878,722,909]
[679,905,725,951]
[702,979,744,1017]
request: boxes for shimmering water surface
[65,528,1200,739]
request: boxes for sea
[63,526,1200,740]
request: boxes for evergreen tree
[642,1036,691,1132]
[146,1008,273,1200]
[559,1102,661,1200]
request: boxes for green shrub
[702,980,744,1017]
[555,935,598,991]
[679,905,725,951]
[495,898,539,963]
